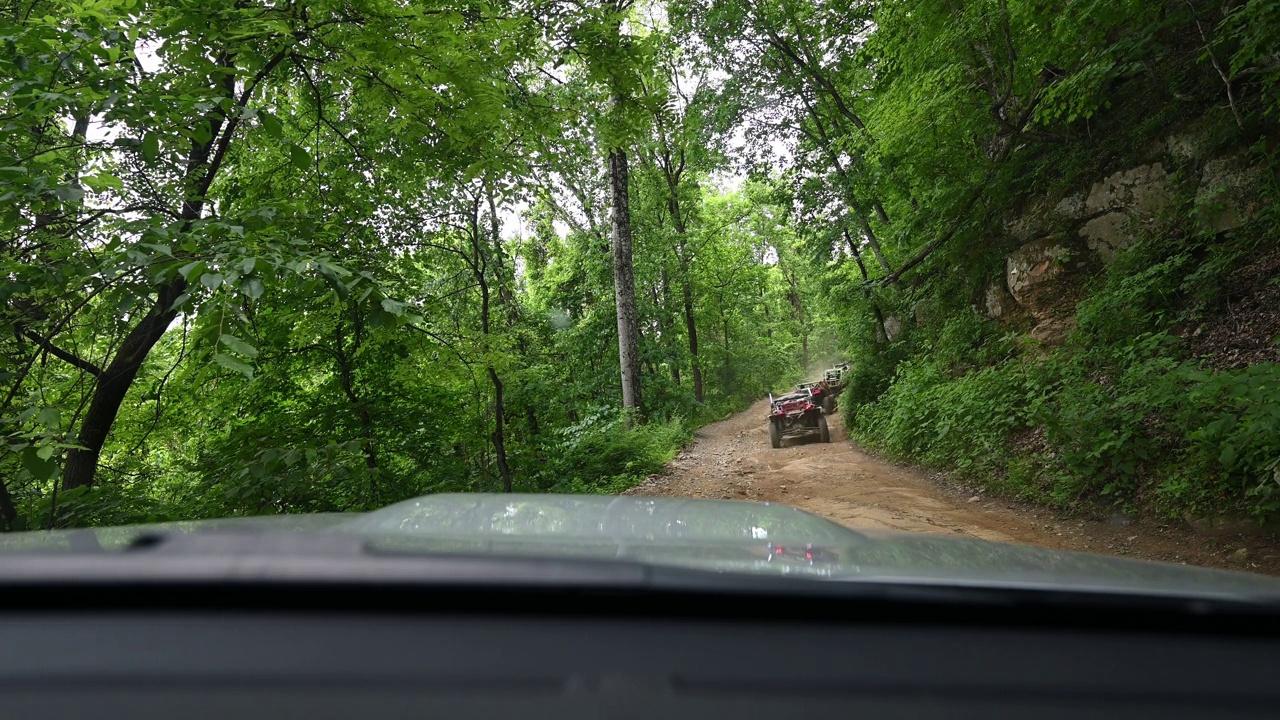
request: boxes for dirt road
[627,398,1280,575]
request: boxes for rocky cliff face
[981,140,1272,344]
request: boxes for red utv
[795,380,834,413]
[766,390,831,449]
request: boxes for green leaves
[242,277,265,300]
[213,352,255,379]
[200,272,224,291]
[37,407,61,429]
[219,334,259,359]
[141,132,160,162]
[190,120,213,145]
[259,112,284,137]
[288,144,312,171]
[51,185,85,202]
[21,446,58,480]
[2,0,595,526]
[82,172,123,193]
[211,331,259,379]
[178,261,207,281]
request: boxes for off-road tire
[768,418,782,449]
[818,415,831,443]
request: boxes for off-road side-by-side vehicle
[767,389,830,449]
[823,363,849,391]
[812,362,850,412]
[794,380,834,413]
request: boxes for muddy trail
[627,398,1280,576]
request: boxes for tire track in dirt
[626,398,1280,575]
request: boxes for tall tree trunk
[680,255,703,403]
[525,406,540,439]
[795,291,810,369]
[484,185,519,321]
[872,200,891,225]
[609,148,642,415]
[856,214,892,276]
[719,293,731,390]
[333,317,379,506]
[488,367,512,493]
[660,267,680,384]
[62,278,186,490]
[656,130,690,391]
[795,94,895,276]
[845,228,872,281]
[483,180,532,476]
[0,480,17,531]
[784,269,808,370]
[59,50,283,493]
[762,286,773,340]
[650,100,701,402]
[474,198,513,493]
[844,228,890,343]
[813,133,892,275]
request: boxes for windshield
[1,0,1277,588]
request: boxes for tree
[1,0,824,528]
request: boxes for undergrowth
[526,410,692,494]
[846,211,1280,522]
[532,378,792,495]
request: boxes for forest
[2,0,1278,531]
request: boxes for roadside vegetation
[846,222,1280,522]
[1,0,827,529]
[3,0,1276,530]
[808,1,1280,522]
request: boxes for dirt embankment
[626,398,1280,576]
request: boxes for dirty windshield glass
[1,0,1277,583]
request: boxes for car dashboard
[2,581,1279,719]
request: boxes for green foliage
[1074,237,1197,345]
[5,0,1275,534]
[1038,337,1183,503]
[1179,364,1280,517]
[672,0,1280,525]
[851,318,1280,520]
[1220,0,1280,114]
[533,412,692,494]
[849,202,1280,518]
[850,353,1044,476]
[0,0,812,531]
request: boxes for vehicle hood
[4,493,1279,601]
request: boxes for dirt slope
[626,398,1280,576]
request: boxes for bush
[1037,334,1185,504]
[839,357,898,414]
[850,356,1044,477]
[846,311,1038,474]
[1074,244,1193,345]
[850,307,1280,518]
[531,410,692,494]
[1175,363,1280,519]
